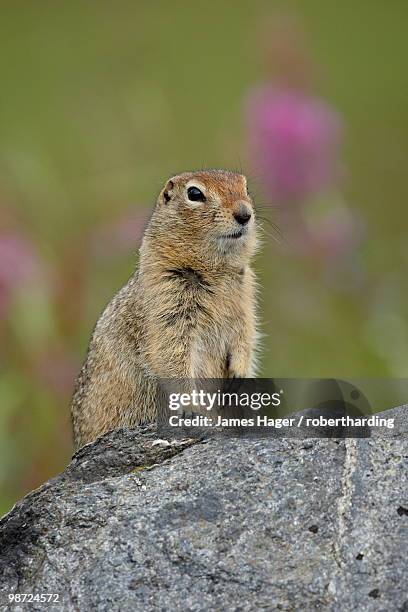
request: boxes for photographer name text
[168,414,394,429]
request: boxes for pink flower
[311,205,361,260]
[35,349,79,399]
[247,87,342,203]
[91,208,148,260]
[0,231,42,318]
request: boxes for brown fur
[71,169,259,448]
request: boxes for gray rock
[0,409,407,611]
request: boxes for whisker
[254,201,282,211]
[256,218,288,247]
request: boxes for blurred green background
[1,0,407,515]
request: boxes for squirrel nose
[233,203,252,226]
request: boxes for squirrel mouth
[220,230,245,240]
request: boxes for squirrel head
[143,169,257,270]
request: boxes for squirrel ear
[161,179,174,205]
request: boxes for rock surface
[0,409,407,611]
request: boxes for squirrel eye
[187,186,206,202]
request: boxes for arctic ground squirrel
[71,169,258,448]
